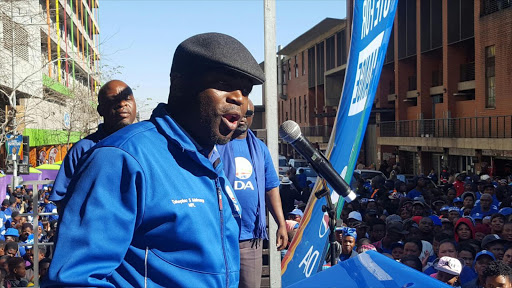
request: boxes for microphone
[279,120,357,203]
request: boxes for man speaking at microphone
[45,33,263,288]
[217,99,288,288]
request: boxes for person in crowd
[296,168,307,190]
[287,208,303,223]
[279,177,301,217]
[458,245,477,269]
[411,200,428,217]
[369,218,386,243]
[23,245,46,284]
[391,242,404,261]
[4,242,17,258]
[38,258,51,283]
[482,260,512,288]
[448,207,462,223]
[462,192,476,211]
[50,80,138,208]
[481,234,507,261]
[419,216,435,242]
[5,257,28,287]
[474,223,491,242]
[400,255,423,271]
[502,222,512,242]
[454,173,465,197]
[217,99,287,288]
[406,177,427,199]
[471,193,498,218]
[372,222,408,254]
[462,250,495,288]
[46,32,265,287]
[503,247,512,268]
[425,240,459,275]
[490,213,506,235]
[433,256,463,287]
[454,197,464,210]
[403,239,422,259]
[338,227,358,262]
[455,217,475,243]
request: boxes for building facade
[0,0,100,169]
[277,18,354,160]
[360,0,512,177]
[279,0,512,177]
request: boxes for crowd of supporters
[280,165,512,287]
[0,184,56,286]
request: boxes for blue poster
[281,1,398,286]
[6,134,23,158]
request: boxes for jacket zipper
[216,178,229,288]
[145,246,148,288]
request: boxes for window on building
[485,45,495,108]
[295,55,299,78]
[304,96,307,123]
[302,51,305,75]
[288,59,291,80]
[336,30,347,66]
[308,47,315,88]
[294,98,297,121]
[2,13,29,62]
[316,42,325,85]
[326,36,335,70]
[289,100,292,120]
[299,96,301,123]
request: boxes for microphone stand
[315,187,337,267]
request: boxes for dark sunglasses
[245,110,254,117]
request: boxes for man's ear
[97,104,103,117]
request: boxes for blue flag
[281,1,399,286]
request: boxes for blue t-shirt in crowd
[406,188,422,199]
[474,194,499,209]
[231,139,279,241]
[470,204,498,218]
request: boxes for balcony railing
[301,125,333,138]
[380,116,512,138]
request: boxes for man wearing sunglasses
[217,99,288,288]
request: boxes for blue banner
[281,1,398,286]
[287,251,451,288]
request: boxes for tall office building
[0,0,100,168]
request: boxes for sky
[99,0,346,118]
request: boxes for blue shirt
[406,188,422,199]
[231,139,260,240]
[229,138,279,241]
[43,202,58,221]
[470,205,498,218]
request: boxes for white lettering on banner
[299,246,320,277]
[361,0,392,40]
[234,181,255,190]
[348,32,384,117]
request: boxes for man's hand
[276,226,288,251]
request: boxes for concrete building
[0,0,100,169]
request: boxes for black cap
[171,33,265,85]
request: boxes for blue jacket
[45,104,242,288]
[50,124,108,202]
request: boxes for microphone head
[279,120,302,143]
